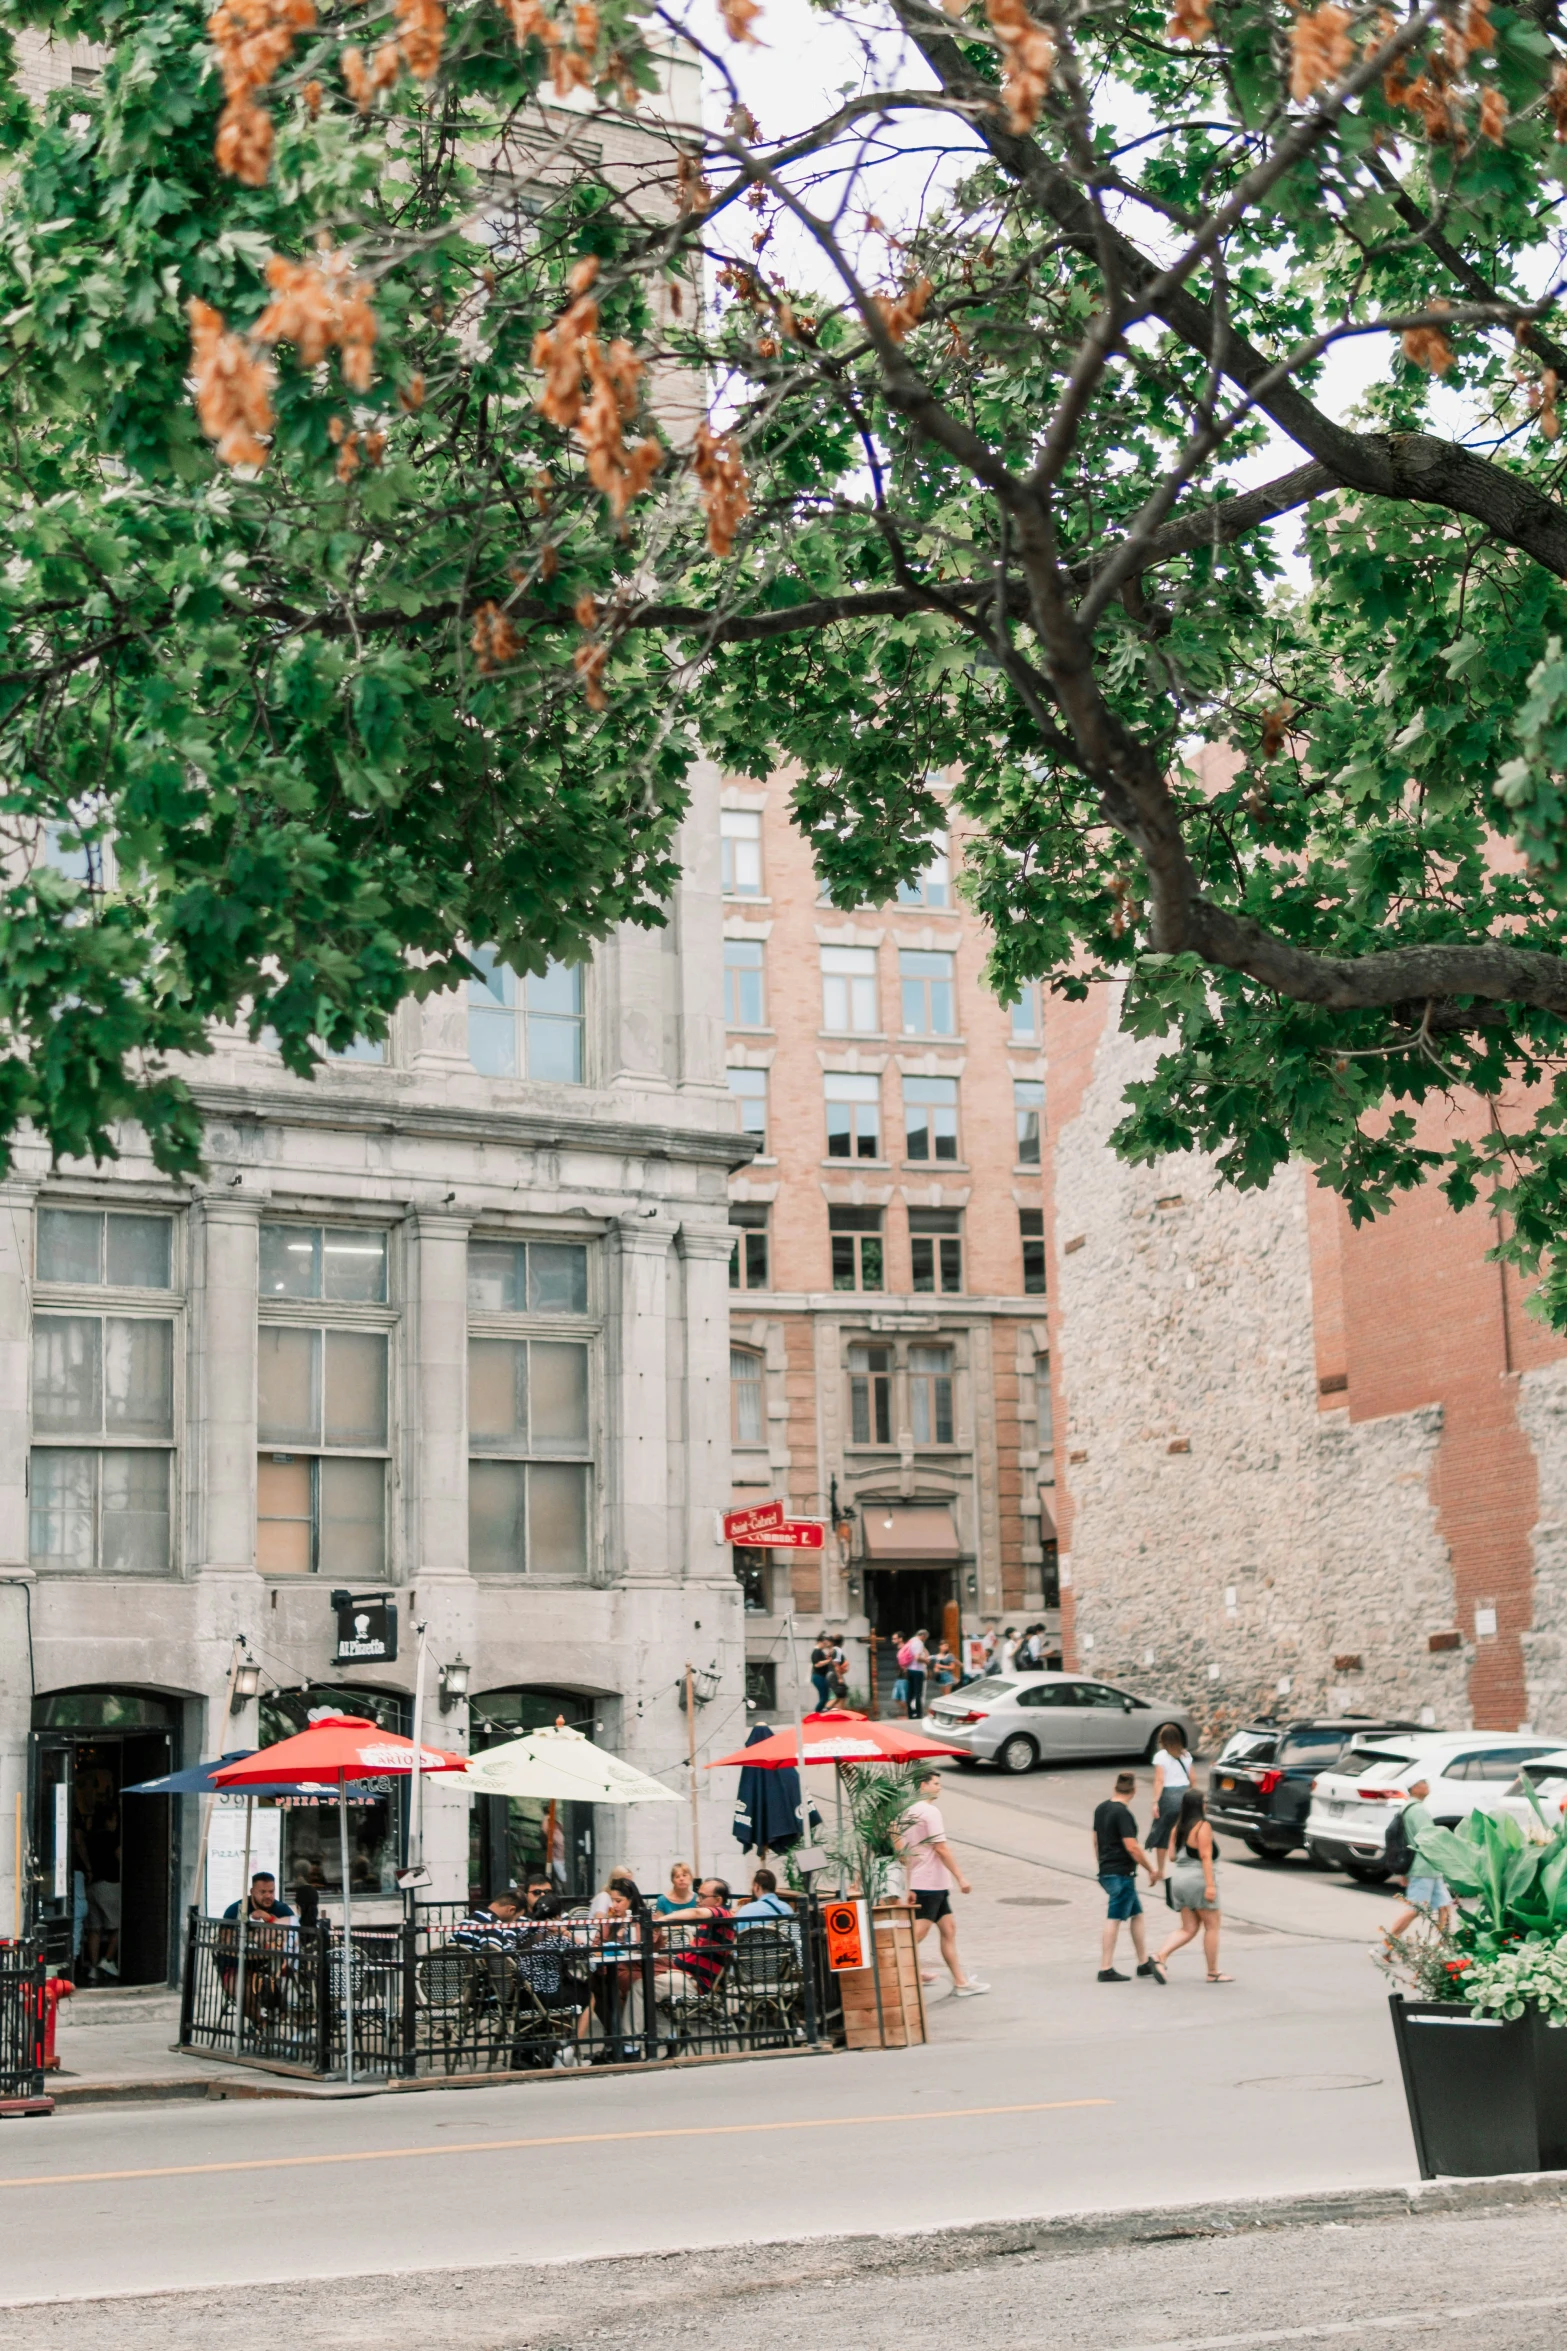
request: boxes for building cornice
[191,1082,757,1171]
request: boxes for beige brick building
[722,782,1057,1707]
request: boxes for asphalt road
[0,1758,1439,2313]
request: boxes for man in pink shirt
[899,1768,988,1997]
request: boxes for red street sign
[768,1521,825,1551]
[724,1500,785,1543]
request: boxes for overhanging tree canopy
[10,0,1567,1306]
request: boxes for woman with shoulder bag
[1145,1725,1194,1888]
[1153,1791,1232,1982]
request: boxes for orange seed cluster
[1289,5,1353,103]
[189,298,276,467]
[873,276,934,344]
[531,258,664,522]
[984,0,1055,133]
[208,0,316,184]
[691,422,751,559]
[472,601,522,671]
[1166,0,1213,42]
[498,0,603,99]
[719,0,763,38]
[254,246,378,392]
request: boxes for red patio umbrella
[214,1718,468,2084]
[706,1713,968,1768]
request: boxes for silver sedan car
[924,1672,1196,1775]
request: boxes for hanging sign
[766,1521,825,1551]
[332,1593,398,1665]
[724,1500,785,1543]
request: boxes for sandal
[1206,1972,1234,1982]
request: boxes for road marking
[0,2098,1111,2192]
[1114,2287,1567,2351]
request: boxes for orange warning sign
[824,1897,870,1971]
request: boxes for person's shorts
[86,1880,121,1932]
[892,1680,908,1705]
[914,1889,952,1922]
[1405,1874,1451,1909]
[1099,1871,1142,1921]
[651,1968,702,2006]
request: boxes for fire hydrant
[38,1976,72,2071]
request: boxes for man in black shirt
[1092,1772,1162,1984]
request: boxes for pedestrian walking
[999,1625,1020,1672]
[810,1631,836,1712]
[932,1638,956,1696]
[889,1629,908,1718]
[1093,1771,1162,1982]
[900,1768,988,1997]
[1384,1775,1455,1937]
[902,1628,930,1718]
[1145,1725,1194,1886]
[1153,1790,1231,1981]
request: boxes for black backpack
[1384,1805,1415,1876]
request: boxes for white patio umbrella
[463,1722,681,1806]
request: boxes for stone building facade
[0,764,748,1979]
[722,783,1057,1706]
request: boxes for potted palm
[1383,1806,1567,2177]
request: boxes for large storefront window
[258,1687,409,1901]
[467,1686,597,1903]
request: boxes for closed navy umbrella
[733,1725,820,1856]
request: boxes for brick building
[726,777,1567,1741]
[722,781,1057,1707]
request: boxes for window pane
[257,1454,313,1575]
[529,1244,589,1313]
[29,1449,95,1570]
[258,1326,321,1446]
[1010,988,1038,1040]
[33,1316,102,1434]
[469,1338,526,1449]
[831,1236,857,1291]
[731,1349,764,1444]
[860,1236,884,1290]
[940,1238,963,1293]
[527,1014,584,1083]
[469,945,516,1007]
[104,1317,174,1438]
[745,1231,768,1288]
[321,1456,385,1579]
[469,1003,517,1077]
[323,1228,387,1305]
[526,962,584,1018]
[330,1035,385,1063]
[529,1340,590,1451]
[260,1225,322,1300]
[469,1458,526,1574]
[724,941,765,1026]
[324,1329,388,1448]
[101,1449,171,1575]
[530,1462,589,1576]
[37,1208,102,1286]
[728,1068,767,1148]
[911,1238,934,1293]
[721,811,763,895]
[105,1214,173,1289]
[468,1240,523,1311]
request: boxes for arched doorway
[467,1687,599,1905]
[31,1688,182,1986]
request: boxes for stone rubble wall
[1518,1361,1567,1733]
[1054,996,1464,1743]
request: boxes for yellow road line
[0,2098,1111,2192]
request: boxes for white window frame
[466,1232,599,1582]
[256,1221,397,1580]
[721,810,764,897]
[467,948,588,1083]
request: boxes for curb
[8,2170,1567,2314]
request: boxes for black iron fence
[179,1902,841,2080]
[0,1940,46,2100]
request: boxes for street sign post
[766,1521,825,1550]
[723,1500,785,1544]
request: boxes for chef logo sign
[332,1592,398,1666]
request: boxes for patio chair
[729,1927,803,2044]
[415,1945,488,2073]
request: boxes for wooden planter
[1389,1994,1567,2178]
[838,1899,928,2050]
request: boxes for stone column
[0,1184,35,1570]
[404,1209,475,1903]
[604,1217,678,1584]
[675,1222,738,1575]
[0,1577,32,1937]
[191,1195,261,1574]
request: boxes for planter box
[1389,1994,1567,2178]
[839,1901,928,2050]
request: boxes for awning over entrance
[862,1506,961,1560]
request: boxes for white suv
[1305,1730,1567,1879]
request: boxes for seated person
[522,1877,554,1914]
[733,1867,794,1926]
[221,1868,296,1928]
[651,1877,735,2008]
[512,1893,589,2010]
[218,1870,297,2015]
[454,1890,523,1951]
[654,1861,698,1916]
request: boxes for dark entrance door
[30,1691,180,1986]
[862,1568,957,1716]
[467,1687,597,1904]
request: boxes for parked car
[1493,1750,1567,1839]
[1208,1717,1425,1860]
[1306,1730,1567,1879]
[925,1672,1195,1774]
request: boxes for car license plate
[1326,1800,1345,1818]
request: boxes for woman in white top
[1145,1725,1193,1885]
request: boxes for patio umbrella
[463,1723,681,1806]
[732,1725,821,1856]
[707,1713,969,1768]
[214,1717,468,2087]
[124,1752,387,1800]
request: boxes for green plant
[1381,1810,1567,2016]
[823,1765,924,1901]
